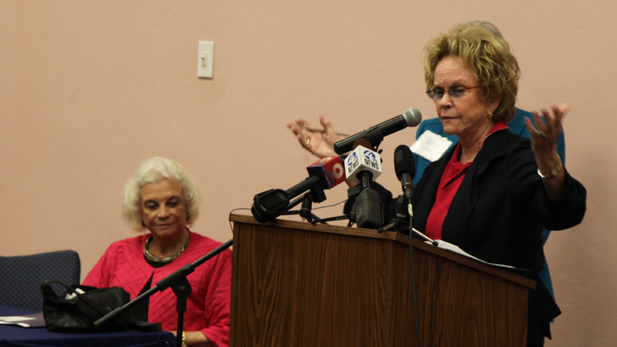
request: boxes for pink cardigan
[83,231,231,347]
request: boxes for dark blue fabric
[0,251,81,311]
[0,306,175,347]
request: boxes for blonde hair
[423,23,520,122]
[123,157,200,230]
[466,20,503,39]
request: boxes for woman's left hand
[525,103,569,157]
[524,103,570,200]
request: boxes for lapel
[442,131,510,247]
[413,146,454,233]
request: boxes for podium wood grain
[229,214,533,347]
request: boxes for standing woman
[84,157,231,347]
[411,24,586,346]
[287,23,587,346]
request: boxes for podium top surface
[229,213,535,289]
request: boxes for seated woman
[83,157,231,347]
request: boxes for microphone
[333,108,422,155]
[345,139,383,229]
[307,156,346,189]
[394,144,416,232]
[251,156,347,223]
[251,176,322,223]
[394,145,416,200]
[344,141,382,184]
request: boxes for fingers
[294,118,309,126]
[530,104,568,139]
[296,133,310,149]
[287,118,313,136]
[551,103,570,125]
[287,122,301,136]
[556,103,571,117]
[319,116,333,133]
[525,116,544,141]
[544,104,567,136]
[286,118,309,129]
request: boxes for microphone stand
[281,188,351,225]
[279,193,324,224]
[94,238,233,347]
[347,169,384,229]
[378,196,437,245]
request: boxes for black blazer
[412,129,586,274]
[344,129,587,343]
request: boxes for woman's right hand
[287,116,341,158]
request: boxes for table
[0,306,176,347]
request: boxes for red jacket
[84,231,231,347]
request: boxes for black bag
[41,279,161,333]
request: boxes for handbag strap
[41,279,161,333]
[41,279,76,296]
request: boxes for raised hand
[287,116,342,158]
[524,103,570,200]
[526,103,569,158]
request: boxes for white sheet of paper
[0,316,37,328]
[427,239,524,270]
[0,316,36,322]
[410,130,453,162]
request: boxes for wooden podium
[229,214,535,347]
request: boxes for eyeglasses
[426,85,482,101]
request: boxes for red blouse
[424,122,509,240]
[83,231,231,347]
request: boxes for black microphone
[251,175,323,223]
[394,144,416,200]
[333,108,422,155]
[346,138,383,229]
[394,144,418,236]
[251,156,348,223]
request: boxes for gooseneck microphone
[392,144,436,245]
[333,108,422,155]
[394,144,416,201]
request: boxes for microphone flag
[344,145,382,184]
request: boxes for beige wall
[1,1,615,345]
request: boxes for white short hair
[123,157,200,230]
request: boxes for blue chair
[0,250,80,310]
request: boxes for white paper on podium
[427,239,529,272]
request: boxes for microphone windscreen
[345,145,382,184]
[394,144,416,180]
[402,108,423,127]
[306,156,346,189]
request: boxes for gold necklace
[143,234,190,263]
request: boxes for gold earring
[487,111,494,119]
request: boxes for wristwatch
[537,164,560,179]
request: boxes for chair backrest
[0,250,81,310]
